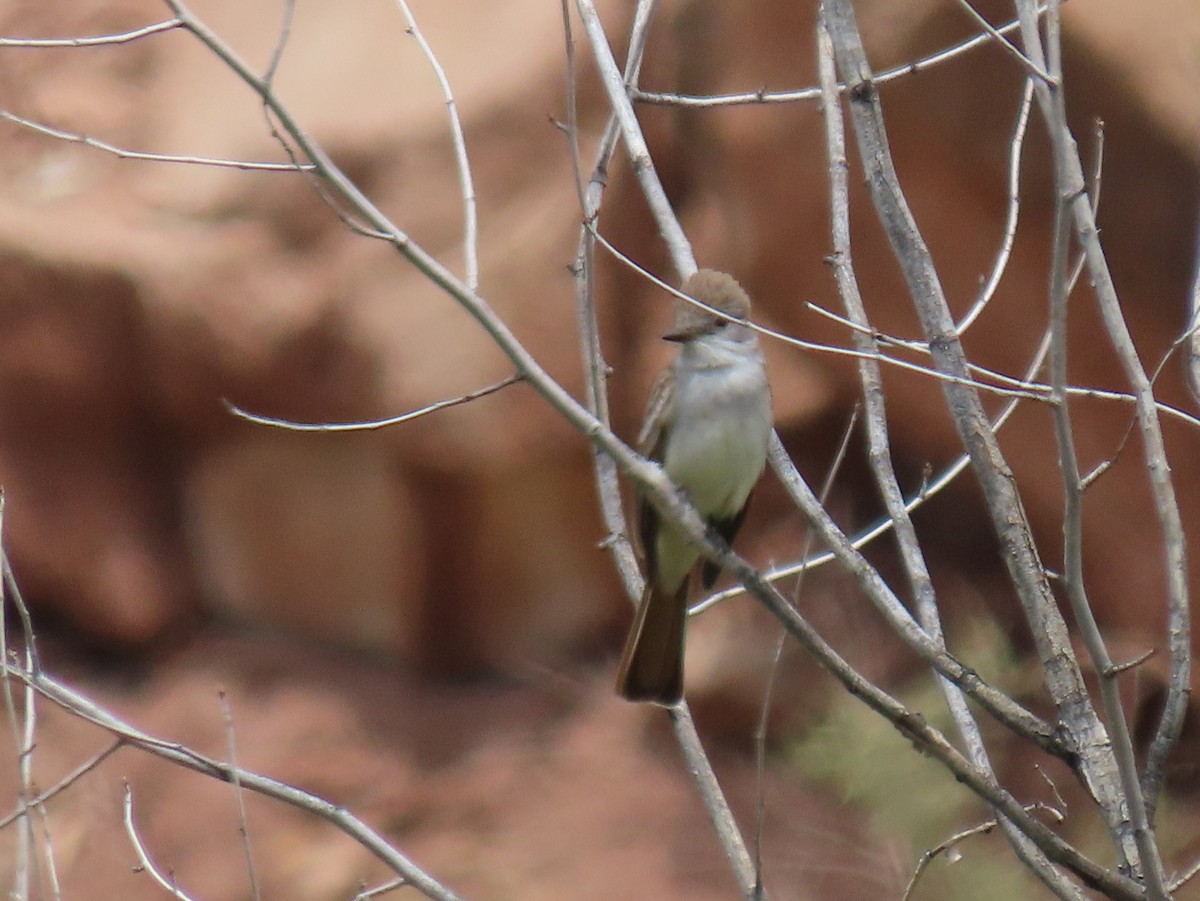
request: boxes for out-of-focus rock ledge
[0,0,1197,741]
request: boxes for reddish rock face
[0,0,1199,894]
[0,0,1197,681]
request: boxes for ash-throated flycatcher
[615,269,772,705]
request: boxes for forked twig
[901,803,1066,901]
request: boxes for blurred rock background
[0,0,1198,898]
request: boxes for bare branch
[1169,856,1200,894]
[901,803,1066,901]
[9,668,466,901]
[632,7,1050,108]
[219,693,260,901]
[0,20,181,47]
[707,462,1143,898]
[123,782,201,901]
[572,0,696,278]
[1044,58,1152,883]
[948,0,1056,84]
[1017,0,1190,841]
[0,741,124,831]
[817,15,1082,896]
[393,0,479,290]
[753,406,860,891]
[224,373,523,432]
[0,109,310,171]
[956,78,1034,335]
[354,878,409,900]
[821,0,1127,850]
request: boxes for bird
[615,269,772,705]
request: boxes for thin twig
[753,406,859,894]
[632,6,1050,108]
[394,0,479,290]
[947,0,1056,84]
[354,878,409,900]
[0,492,45,901]
[823,0,1123,855]
[0,109,310,171]
[1169,856,1200,894]
[254,0,381,240]
[31,800,63,901]
[123,782,201,901]
[1109,649,1156,677]
[224,373,523,432]
[594,229,1052,404]
[956,77,1034,334]
[11,665,465,901]
[1019,0,1188,857]
[805,300,1200,432]
[262,0,292,87]
[0,20,182,47]
[1183,206,1200,406]
[219,692,260,901]
[0,741,124,831]
[1042,18,1148,879]
[901,803,1065,901]
[572,0,696,278]
[562,0,652,595]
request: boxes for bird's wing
[635,367,674,583]
[701,501,751,588]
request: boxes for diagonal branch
[14,665,466,901]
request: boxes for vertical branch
[1184,207,1200,405]
[1041,39,1166,901]
[1014,0,1191,827]
[394,0,479,291]
[0,493,45,901]
[1043,91,1159,890]
[220,693,261,901]
[820,0,1138,858]
[572,0,697,279]
[1017,2,1173,895]
[562,3,763,896]
[563,0,655,597]
[816,19,1084,899]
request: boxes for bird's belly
[663,388,770,519]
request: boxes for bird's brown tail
[615,580,688,705]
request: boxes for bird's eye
[714,319,729,328]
